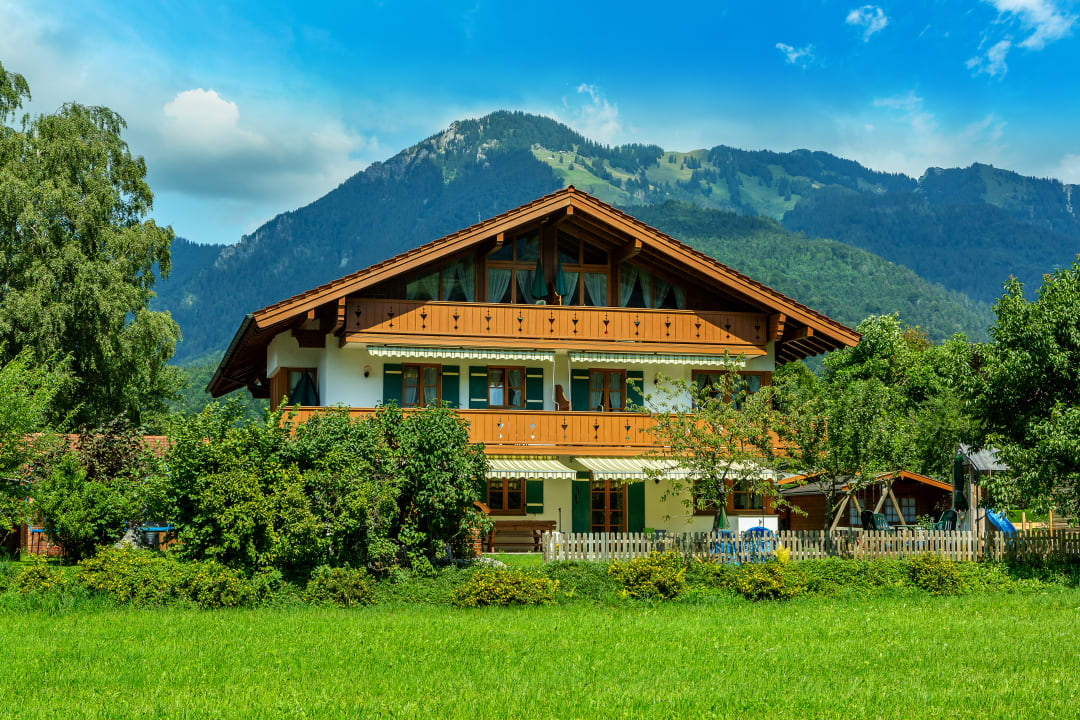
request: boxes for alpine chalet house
[208,188,858,543]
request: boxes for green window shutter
[525,479,544,514]
[525,367,545,409]
[626,370,644,410]
[570,370,590,412]
[572,472,591,533]
[468,366,488,409]
[382,363,403,406]
[441,365,460,408]
[627,481,645,533]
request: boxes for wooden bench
[486,520,557,553]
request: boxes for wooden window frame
[730,480,766,513]
[590,479,627,533]
[402,363,441,408]
[690,370,771,408]
[486,366,526,409]
[618,261,687,310]
[487,477,527,516]
[587,369,626,412]
[272,367,318,411]
[557,232,609,306]
[487,232,542,304]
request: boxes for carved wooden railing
[343,299,768,351]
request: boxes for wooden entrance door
[590,479,627,533]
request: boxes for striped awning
[368,346,556,362]
[575,457,691,480]
[486,457,576,480]
[568,351,744,368]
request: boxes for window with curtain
[885,497,917,524]
[488,233,541,303]
[406,270,440,301]
[402,365,440,407]
[486,367,524,408]
[692,371,763,409]
[286,368,319,406]
[440,258,475,302]
[588,370,625,411]
[619,263,685,309]
[558,233,608,306]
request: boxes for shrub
[78,546,186,605]
[15,556,72,594]
[797,558,911,597]
[305,565,376,607]
[77,547,262,608]
[451,567,558,607]
[683,559,738,592]
[184,561,260,608]
[909,553,962,596]
[607,551,687,600]
[732,561,805,601]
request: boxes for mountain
[158,111,1078,364]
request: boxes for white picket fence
[540,529,1080,563]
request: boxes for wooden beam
[781,325,814,344]
[768,313,787,343]
[612,238,643,264]
[829,493,851,532]
[331,297,346,335]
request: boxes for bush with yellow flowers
[607,551,687,600]
[451,567,558,607]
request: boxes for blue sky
[3,0,1078,245]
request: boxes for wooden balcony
[288,407,790,457]
[342,299,768,355]
[289,407,658,456]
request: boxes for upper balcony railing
[343,299,769,354]
[287,407,788,457]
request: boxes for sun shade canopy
[486,457,576,480]
[568,351,745,367]
[575,457,690,480]
[366,346,556,362]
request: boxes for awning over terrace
[367,345,556,362]
[575,457,691,480]
[568,351,744,368]
[486,457,577,480]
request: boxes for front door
[590,479,626,533]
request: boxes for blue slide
[984,508,1017,536]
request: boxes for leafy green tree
[0,60,180,427]
[644,370,784,531]
[0,347,68,548]
[968,263,1080,514]
[32,416,163,561]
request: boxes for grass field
[3,591,1079,719]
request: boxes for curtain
[403,366,419,406]
[619,263,638,307]
[508,368,523,407]
[290,370,319,405]
[447,259,475,301]
[673,285,686,309]
[488,268,511,303]
[640,271,652,308]
[440,265,458,301]
[562,268,580,305]
[654,277,672,308]
[422,367,438,406]
[408,271,439,301]
[516,269,535,305]
[584,272,607,307]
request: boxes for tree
[0,60,180,428]
[968,263,1080,514]
[0,347,68,548]
[644,370,784,531]
[32,416,163,561]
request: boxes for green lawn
[2,592,1079,719]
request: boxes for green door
[628,481,645,533]
[572,472,591,534]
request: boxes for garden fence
[540,529,1080,564]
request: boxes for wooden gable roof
[207,187,859,397]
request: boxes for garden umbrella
[554,253,570,298]
[531,253,547,301]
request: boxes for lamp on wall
[363,365,371,378]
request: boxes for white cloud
[983,0,1076,49]
[775,43,815,67]
[966,39,1013,77]
[1054,153,1080,183]
[845,6,889,41]
[562,83,623,144]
